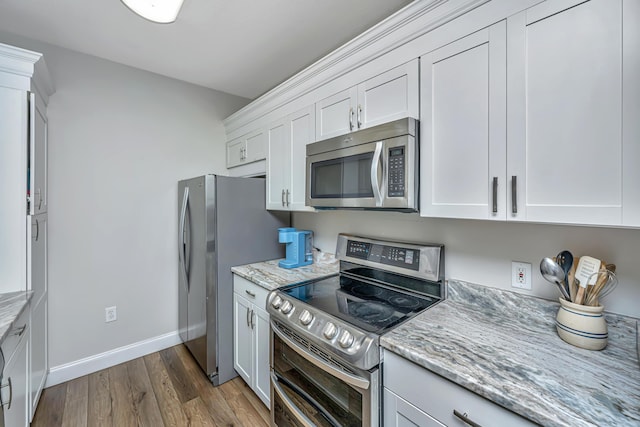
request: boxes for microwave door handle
[370,141,384,206]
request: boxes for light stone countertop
[231,252,339,291]
[381,280,640,427]
[0,291,33,346]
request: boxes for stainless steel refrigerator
[178,175,289,385]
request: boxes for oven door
[270,321,378,427]
[306,136,416,211]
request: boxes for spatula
[574,256,601,305]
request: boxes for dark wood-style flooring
[31,344,270,427]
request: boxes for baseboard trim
[45,331,182,387]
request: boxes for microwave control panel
[387,147,405,197]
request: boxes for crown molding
[223,0,487,133]
[0,42,41,79]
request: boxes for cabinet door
[245,129,267,163]
[233,293,253,385]
[253,306,271,407]
[315,86,357,140]
[0,87,28,294]
[3,332,29,427]
[384,388,444,427]
[30,298,47,421]
[227,137,245,168]
[31,99,47,215]
[507,0,623,225]
[288,106,315,211]
[266,119,290,210]
[420,23,506,220]
[358,59,419,130]
[30,214,47,304]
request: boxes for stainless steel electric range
[267,234,445,427]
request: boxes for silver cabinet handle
[357,104,362,128]
[511,175,518,214]
[245,290,255,298]
[34,219,40,242]
[246,306,251,327]
[492,177,498,214]
[250,310,255,329]
[281,189,285,207]
[36,188,42,211]
[370,141,384,207]
[453,410,483,427]
[349,107,354,131]
[0,377,12,409]
[286,189,290,207]
[12,324,26,337]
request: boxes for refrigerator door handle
[179,186,190,292]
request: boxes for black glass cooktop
[281,275,438,335]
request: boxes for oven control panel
[345,240,419,271]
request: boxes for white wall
[0,32,249,376]
[293,211,640,318]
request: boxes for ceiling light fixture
[121,0,185,24]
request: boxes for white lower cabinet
[30,297,47,420]
[232,274,271,407]
[1,307,30,427]
[383,351,536,427]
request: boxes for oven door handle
[272,372,341,427]
[271,373,318,427]
[271,321,370,390]
[370,141,384,207]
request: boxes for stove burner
[388,294,420,309]
[348,302,395,324]
[351,285,383,298]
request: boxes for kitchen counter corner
[231,252,339,291]
[381,280,640,427]
[0,291,33,346]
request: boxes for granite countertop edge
[0,291,34,347]
[381,280,640,427]
[231,252,339,291]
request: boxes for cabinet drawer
[384,351,536,427]
[1,305,29,365]
[233,275,270,310]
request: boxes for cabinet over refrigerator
[178,175,289,385]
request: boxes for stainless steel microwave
[306,118,418,211]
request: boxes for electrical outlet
[512,261,532,290]
[105,306,117,323]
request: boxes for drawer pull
[453,409,483,427]
[0,377,13,409]
[245,290,256,298]
[12,325,26,337]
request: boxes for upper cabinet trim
[223,0,489,134]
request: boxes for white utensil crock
[555,298,608,350]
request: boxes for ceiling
[0,0,413,99]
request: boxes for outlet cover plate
[512,261,532,290]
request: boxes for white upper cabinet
[226,127,267,169]
[420,22,506,220]
[30,95,48,215]
[421,0,639,227]
[507,0,634,225]
[266,105,315,211]
[315,59,419,140]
